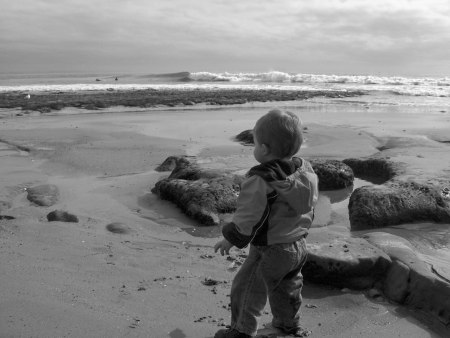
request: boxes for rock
[364,232,450,325]
[152,177,240,226]
[106,222,132,234]
[152,157,243,225]
[234,129,254,145]
[303,229,391,289]
[343,157,404,182]
[47,210,78,223]
[27,184,59,206]
[155,155,192,172]
[310,159,354,190]
[168,159,225,181]
[348,181,450,229]
[383,260,410,303]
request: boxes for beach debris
[200,253,214,259]
[305,304,318,309]
[47,210,79,223]
[201,276,221,286]
[194,315,226,326]
[128,316,140,329]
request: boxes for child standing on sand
[214,109,319,338]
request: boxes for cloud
[0,0,449,75]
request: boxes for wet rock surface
[364,232,450,326]
[27,184,59,206]
[304,228,391,290]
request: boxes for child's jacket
[222,157,319,248]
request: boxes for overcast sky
[1,0,449,77]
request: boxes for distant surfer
[115,77,118,81]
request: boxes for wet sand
[0,95,449,337]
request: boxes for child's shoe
[214,328,251,338]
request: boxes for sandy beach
[1,94,449,337]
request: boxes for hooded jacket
[222,157,319,248]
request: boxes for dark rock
[152,177,240,226]
[27,184,59,207]
[106,222,132,234]
[152,156,243,225]
[348,181,450,229]
[155,155,191,172]
[234,129,254,145]
[303,229,391,289]
[310,159,354,190]
[47,210,78,223]
[343,157,404,182]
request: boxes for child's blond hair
[254,109,302,158]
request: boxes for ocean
[1,70,450,104]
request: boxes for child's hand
[214,239,234,256]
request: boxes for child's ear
[262,143,270,155]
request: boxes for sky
[1,0,449,77]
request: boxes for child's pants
[229,238,308,336]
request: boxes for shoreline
[1,98,449,337]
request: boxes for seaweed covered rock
[348,181,450,229]
[152,156,244,225]
[343,157,404,182]
[310,159,354,190]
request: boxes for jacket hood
[248,157,318,214]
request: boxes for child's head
[253,109,302,163]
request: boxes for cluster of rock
[152,155,355,226]
[23,184,126,234]
[151,128,450,328]
[153,156,244,225]
[25,184,78,222]
[344,158,450,229]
